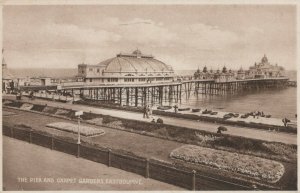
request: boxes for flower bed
[20,103,34,110]
[104,120,124,130]
[170,145,285,183]
[55,109,72,116]
[262,142,297,159]
[46,122,105,137]
[43,106,58,114]
[86,118,103,125]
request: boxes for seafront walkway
[3,136,181,191]
[3,95,297,145]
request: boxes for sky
[2,4,297,71]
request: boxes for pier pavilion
[77,49,175,84]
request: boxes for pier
[20,77,289,107]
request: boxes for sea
[9,68,297,120]
[178,70,297,120]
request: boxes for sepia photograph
[1,1,298,191]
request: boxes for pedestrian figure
[146,105,150,118]
[282,118,287,127]
[149,105,153,116]
[173,105,178,113]
[143,105,147,118]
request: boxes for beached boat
[223,114,232,119]
[192,108,201,112]
[157,106,172,110]
[241,114,249,119]
[178,107,191,111]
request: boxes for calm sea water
[175,70,297,120]
[178,87,297,120]
[10,68,297,119]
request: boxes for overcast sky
[3,5,297,71]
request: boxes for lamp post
[75,111,83,145]
[77,116,81,144]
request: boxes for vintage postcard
[1,0,298,191]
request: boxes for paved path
[3,95,297,145]
[3,136,181,191]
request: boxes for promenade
[3,95,296,145]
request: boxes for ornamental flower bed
[104,120,124,130]
[46,122,105,137]
[20,103,34,110]
[86,118,103,125]
[170,145,285,183]
[43,106,58,114]
[55,109,72,116]
[262,142,297,158]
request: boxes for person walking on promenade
[149,105,153,116]
[146,105,150,118]
[173,104,178,113]
[143,105,147,118]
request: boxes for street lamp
[75,110,83,144]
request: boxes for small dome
[261,54,268,63]
[203,66,207,73]
[132,49,142,55]
[222,66,227,73]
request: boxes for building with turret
[194,65,234,82]
[247,54,285,79]
[77,49,175,84]
[2,49,15,93]
[237,67,246,80]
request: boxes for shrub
[157,118,164,124]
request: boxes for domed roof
[222,66,227,73]
[132,49,142,55]
[261,54,268,63]
[203,66,207,73]
[97,50,174,73]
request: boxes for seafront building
[247,54,285,79]
[77,49,175,84]
[194,54,285,81]
[2,50,15,92]
[193,66,235,82]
